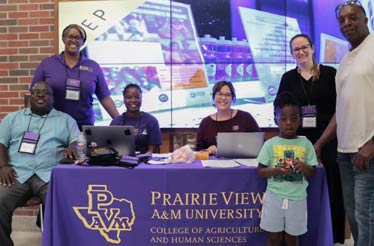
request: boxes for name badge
[302,117,317,128]
[301,105,317,128]
[66,78,80,100]
[79,65,93,72]
[18,132,40,154]
[301,105,316,117]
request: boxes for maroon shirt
[196,110,260,150]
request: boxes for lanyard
[27,113,49,134]
[63,54,81,80]
[299,74,314,106]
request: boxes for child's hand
[293,159,305,173]
[281,159,293,173]
[276,164,292,175]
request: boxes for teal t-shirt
[257,136,318,200]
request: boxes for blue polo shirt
[0,108,80,183]
[31,53,111,128]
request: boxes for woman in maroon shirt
[196,81,259,155]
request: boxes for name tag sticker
[66,78,80,100]
[18,132,40,154]
[80,65,93,72]
[66,90,80,100]
[301,105,317,128]
[302,117,317,128]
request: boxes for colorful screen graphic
[59,0,373,128]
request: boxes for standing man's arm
[353,136,374,172]
[314,114,337,162]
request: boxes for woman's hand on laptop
[207,145,217,155]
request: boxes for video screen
[58,0,374,128]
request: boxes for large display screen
[59,0,374,128]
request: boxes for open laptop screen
[82,125,135,157]
[216,132,264,158]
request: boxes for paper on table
[152,153,172,158]
[234,159,258,167]
[148,153,172,165]
[201,160,240,168]
[148,160,170,165]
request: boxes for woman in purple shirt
[111,83,162,154]
[31,24,119,129]
[196,81,260,155]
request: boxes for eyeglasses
[216,93,232,98]
[292,44,310,54]
[335,0,365,19]
[65,35,83,41]
[30,89,51,96]
[124,95,141,100]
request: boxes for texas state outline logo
[73,184,135,244]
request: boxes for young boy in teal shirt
[257,91,317,246]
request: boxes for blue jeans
[337,152,374,246]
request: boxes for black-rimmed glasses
[335,0,365,19]
[30,89,51,96]
[292,44,311,54]
[216,93,232,98]
[64,35,83,41]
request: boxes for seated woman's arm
[146,145,159,154]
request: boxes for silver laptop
[216,132,264,158]
[82,125,135,157]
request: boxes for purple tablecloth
[42,161,333,246]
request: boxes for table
[42,161,333,246]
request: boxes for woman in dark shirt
[277,34,345,244]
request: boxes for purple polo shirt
[31,53,111,128]
[110,112,162,153]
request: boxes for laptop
[216,132,264,158]
[82,125,135,157]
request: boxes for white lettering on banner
[58,0,147,52]
[150,191,264,206]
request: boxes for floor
[11,215,354,246]
[11,216,42,246]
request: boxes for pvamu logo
[73,185,135,244]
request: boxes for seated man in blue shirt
[0,81,80,246]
